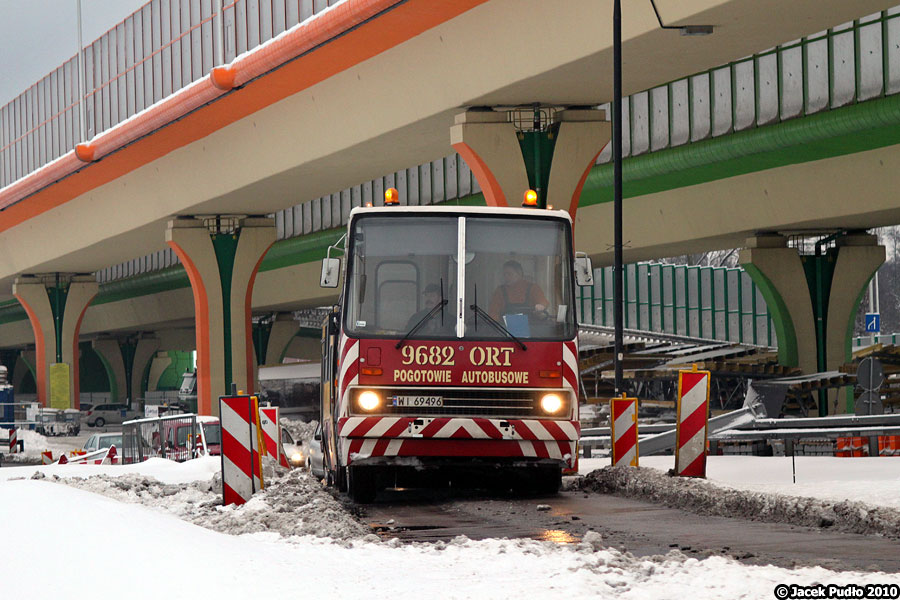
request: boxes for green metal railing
[578,262,775,346]
[603,10,900,163]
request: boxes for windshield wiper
[395,300,448,349]
[469,304,527,351]
[396,279,448,349]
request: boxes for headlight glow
[358,390,381,411]
[291,452,303,465]
[540,393,564,414]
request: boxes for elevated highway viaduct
[0,0,897,414]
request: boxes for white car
[281,427,305,468]
[305,424,325,479]
[83,432,122,452]
[85,404,139,427]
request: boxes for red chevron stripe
[347,438,364,463]
[223,482,248,506]
[509,420,538,440]
[339,360,359,401]
[680,371,707,397]
[340,337,357,364]
[679,404,708,446]
[221,428,253,479]
[541,419,573,442]
[613,424,637,463]
[372,437,391,457]
[450,426,473,439]
[419,418,451,438]
[473,418,502,439]
[383,418,410,438]
[348,416,383,437]
[532,440,550,459]
[680,449,707,477]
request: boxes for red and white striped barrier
[220,395,264,506]
[56,445,118,465]
[8,428,17,454]
[610,395,638,467]
[259,406,291,469]
[41,450,53,465]
[675,366,711,478]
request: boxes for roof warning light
[385,187,400,205]
[523,189,538,207]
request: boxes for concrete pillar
[92,338,127,403]
[166,216,275,415]
[131,336,160,402]
[450,108,609,220]
[13,274,98,409]
[146,351,173,393]
[12,351,36,394]
[740,234,884,415]
[264,313,300,365]
[739,235,813,372]
[91,334,160,405]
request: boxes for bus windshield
[343,214,576,341]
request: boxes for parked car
[305,423,324,479]
[82,432,122,452]
[85,404,140,427]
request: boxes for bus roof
[347,205,573,222]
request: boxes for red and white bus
[319,198,590,502]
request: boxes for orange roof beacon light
[384,187,400,205]
[523,189,538,207]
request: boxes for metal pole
[613,0,624,394]
[215,0,225,65]
[76,0,87,142]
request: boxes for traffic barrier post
[610,394,638,467]
[220,395,257,506]
[8,427,16,454]
[259,406,291,469]
[675,365,711,478]
[41,450,53,465]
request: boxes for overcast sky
[0,0,147,106]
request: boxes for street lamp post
[613,0,624,394]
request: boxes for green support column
[13,274,98,409]
[740,233,884,415]
[166,217,275,415]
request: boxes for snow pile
[582,466,900,538]
[45,460,368,540]
[3,479,899,599]
[582,455,900,509]
[0,455,221,484]
[281,417,317,442]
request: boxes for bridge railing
[595,9,900,164]
[0,0,344,190]
[577,262,776,347]
[10,5,899,286]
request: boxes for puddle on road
[536,529,580,544]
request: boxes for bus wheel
[536,466,562,495]
[348,466,377,504]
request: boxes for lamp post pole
[613,0,624,394]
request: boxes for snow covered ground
[580,455,900,509]
[2,451,900,598]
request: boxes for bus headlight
[540,393,564,415]
[358,390,381,412]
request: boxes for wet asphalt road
[361,484,900,573]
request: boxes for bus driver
[488,260,549,322]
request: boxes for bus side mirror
[320,258,341,288]
[574,253,594,287]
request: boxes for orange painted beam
[0,0,489,236]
